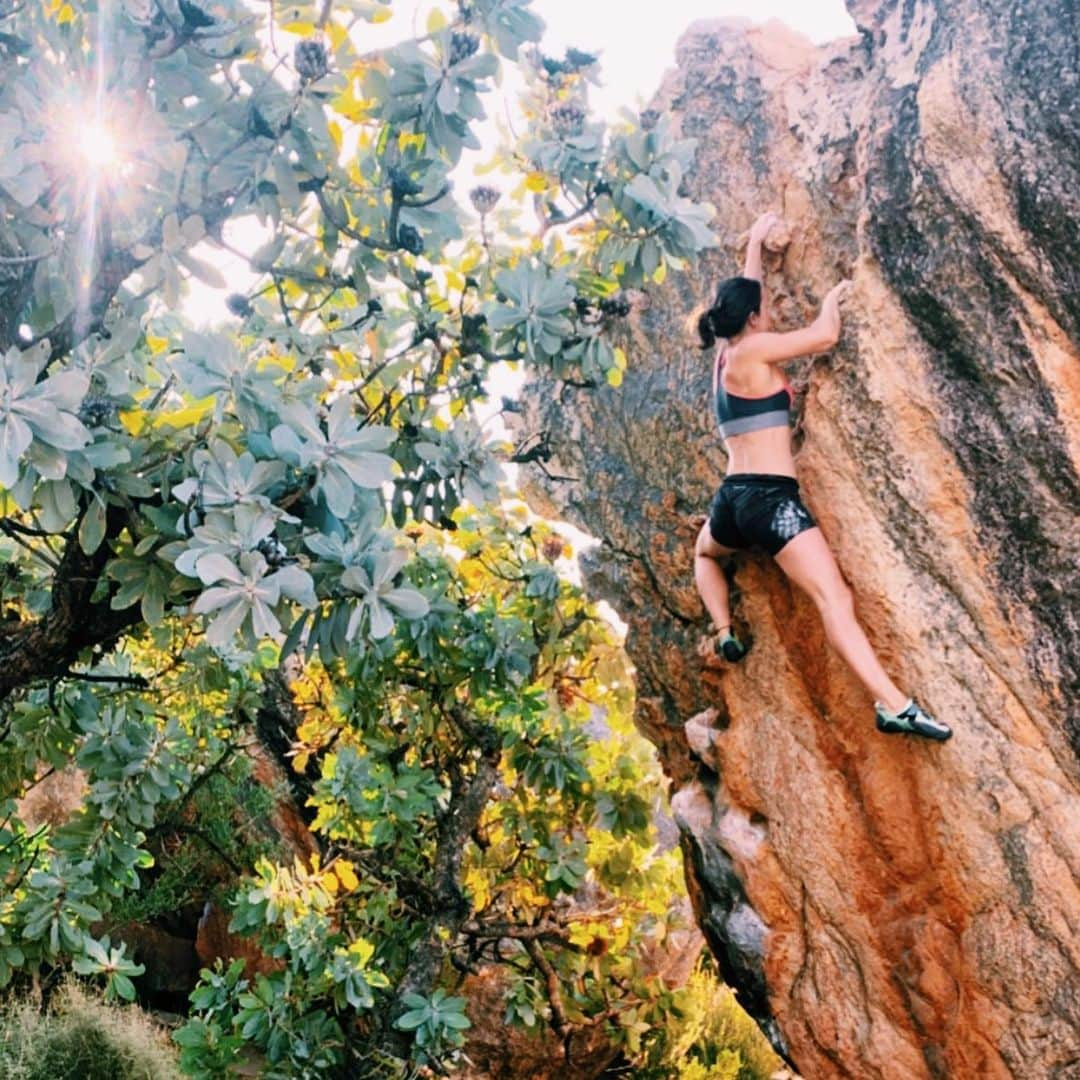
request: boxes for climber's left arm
[743,211,780,282]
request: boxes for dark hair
[696,276,762,349]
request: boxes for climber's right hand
[825,279,853,306]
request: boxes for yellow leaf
[328,120,343,151]
[397,131,426,152]
[152,395,216,430]
[525,172,549,193]
[473,153,502,176]
[606,367,624,388]
[518,882,550,908]
[321,870,340,895]
[459,247,482,273]
[445,268,465,291]
[146,335,169,355]
[372,7,392,22]
[118,409,147,436]
[464,866,490,909]
[332,86,375,123]
[57,3,75,24]
[349,938,375,964]
[653,261,667,284]
[326,22,348,49]
[281,20,316,34]
[336,860,359,891]
[613,346,627,371]
[426,7,447,33]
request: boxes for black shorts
[707,473,817,556]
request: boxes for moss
[109,762,283,929]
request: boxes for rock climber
[692,210,952,741]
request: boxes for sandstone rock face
[514,4,1080,1078]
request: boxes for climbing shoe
[874,698,952,741]
[715,630,750,663]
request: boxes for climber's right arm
[743,280,852,365]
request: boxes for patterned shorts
[707,473,817,556]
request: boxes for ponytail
[697,307,720,350]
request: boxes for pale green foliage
[0,343,91,488]
[394,987,471,1054]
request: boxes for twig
[0,247,55,265]
[0,521,61,571]
[525,937,575,1064]
[56,670,150,688]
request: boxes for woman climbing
[693,210,952,741]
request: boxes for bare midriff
[723,424,797,479]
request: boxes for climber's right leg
[694,521,749,661]
[770,527,902,704]
[772,527,950,739]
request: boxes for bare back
[713,339,798,478]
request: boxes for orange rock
[513,5,1080,1077]
[195,899,282,980]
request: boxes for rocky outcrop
[514,4,1080,1078]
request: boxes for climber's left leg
[772,526,910,711]
[694,521,749,661]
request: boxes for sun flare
[74,120,119,170]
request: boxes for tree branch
[525,937,575,1063]
[0,509,141,704]
[384,709,502,1054]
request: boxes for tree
[0,0,718,1074]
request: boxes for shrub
[633,958,782,1079]
[0,980,180,1080]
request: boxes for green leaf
[78,497,107,555]
[395,1008,429,1031]
[110,972,137,1002]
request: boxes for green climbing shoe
[874,698,952,741]
[715,630,750,663]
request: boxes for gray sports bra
[712,344,793,439]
